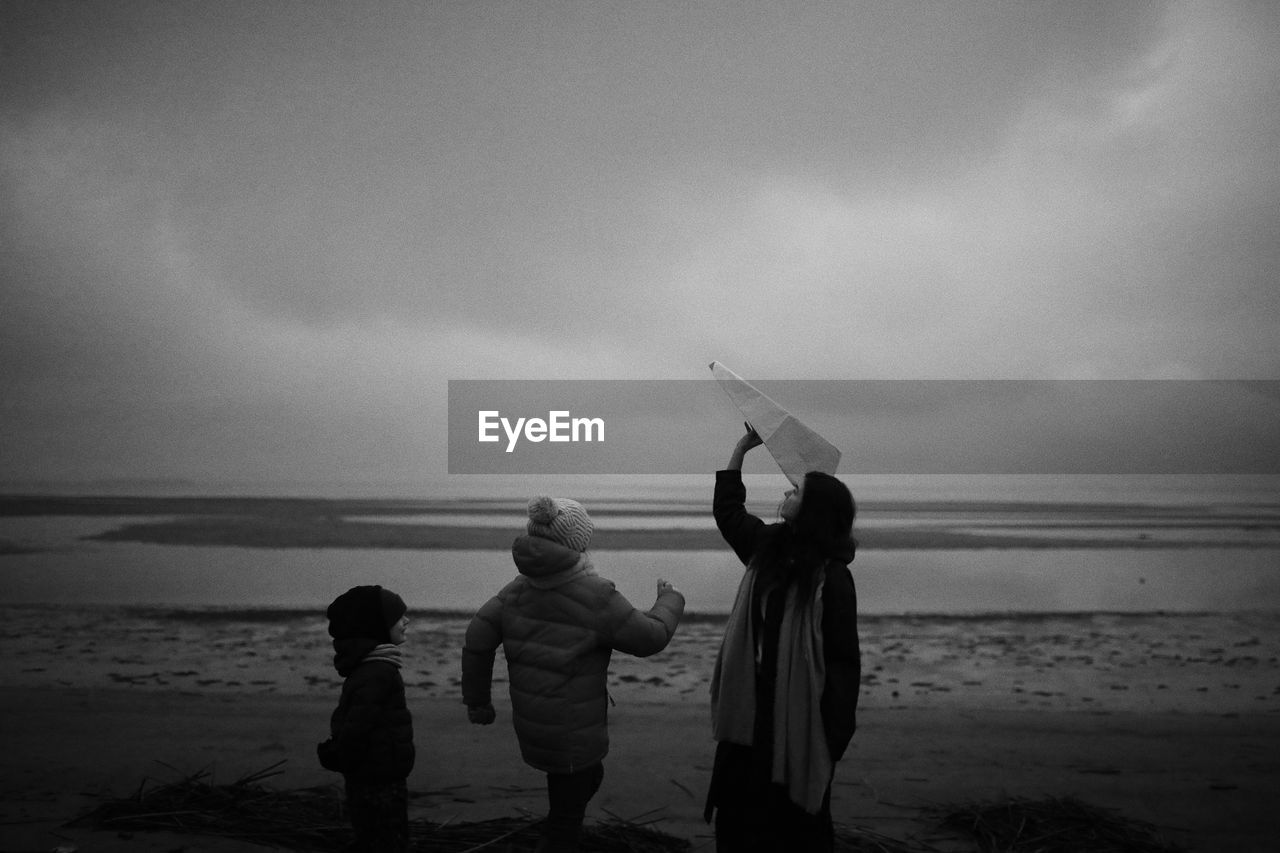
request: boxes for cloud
[622,1,1280,380]
[2,0,1276,486]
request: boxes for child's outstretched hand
[467,704,496,725]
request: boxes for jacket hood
[332,636,380,677]
[511,535,591,588]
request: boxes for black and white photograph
[2,2,1278,851]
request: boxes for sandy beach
[3,495,1279,850]
[2,605,1278,852]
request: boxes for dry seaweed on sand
[71,762,691,852]
[70,762,348,849]
[932,795,1186,853]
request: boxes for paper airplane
[709,361,841,484]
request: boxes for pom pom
[528,496,559,524]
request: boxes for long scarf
[710,564,831,814]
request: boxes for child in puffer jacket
[462,496,686,853]
[319,584,415,853]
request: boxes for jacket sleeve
[820,563,861,763]
[461,595,503,707]
[606,586,686,657]
[714,469,767,565]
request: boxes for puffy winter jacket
[325,639,415,782]
[461,535,686,773]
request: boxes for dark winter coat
[709,469,861,789]
[323,639,415,783]
[461,535,685,773]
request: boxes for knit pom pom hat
[526,496,594,552]
[327,584,407,644]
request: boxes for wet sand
[1,605,1278,852]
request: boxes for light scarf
[710,564,831,814]
[362,644,403,668]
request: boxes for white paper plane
[709,361,841,484]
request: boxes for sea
[1,474,1278,616]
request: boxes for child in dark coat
[319,585,415,853]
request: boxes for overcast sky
[2,1,1277,489]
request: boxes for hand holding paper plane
[709,361,841,484]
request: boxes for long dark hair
[756,471,856,602]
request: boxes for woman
[705,426,861,852]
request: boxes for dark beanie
[380,587,407,627]
[327,585,406,644]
